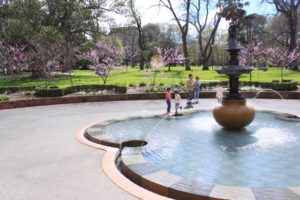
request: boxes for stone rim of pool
[83,110,300,200]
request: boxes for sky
[116,0,276,31]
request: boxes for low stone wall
[0,91,299,110]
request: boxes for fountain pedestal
[212,21,255,130]
[213,100,255,130]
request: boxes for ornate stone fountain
[213,20,255,130]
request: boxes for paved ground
[0,99,299,200]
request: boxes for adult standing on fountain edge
[193,76,201,104]
[185,74,195,108]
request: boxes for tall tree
[190,0,222,70]
[128,0,146,70]
[265,0,300,52]
[44,0,126,71]
[239,14,267,44]
[159,0,192,70]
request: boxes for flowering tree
[83,41,123,84]
[240,42,267,70]
[156,47,185,71]
[265,46,300,81]
[0,41,28,76]
[240,42,300,81]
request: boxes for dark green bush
[139,82,147,87]
[35,84,127,97]
[35,87,64,97]
[128,83,136,87]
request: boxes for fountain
[213,4,255,130]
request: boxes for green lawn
[0,66,299,88]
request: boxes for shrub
[241,80,298,91]
[0,95,9,101]
[0,86,36,94]
[35,84,127,97]
[35,87,64,97]
[139,82,147,87]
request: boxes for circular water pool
[87,111,300,188]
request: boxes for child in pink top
[165,87,172,113]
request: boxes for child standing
[215,83,224,103]
[165,87,172,114]
[174,91,181,115]
[194,76,201,104]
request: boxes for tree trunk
[182,36,191,71]
[62,40,73,72]
[139,52,145,71]
[202,59,209,70]
[288,16,299,70]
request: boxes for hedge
[35,88,64,97]
[0,86,36,94]
[35,84,127,97]
[146,80,298,93]
[240,80,298,91]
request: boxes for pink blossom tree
[240,42,300,81]
[0,41,28,77]
[265,46,300,81]
[156,47,186,71]
[83,41,123,84]
[240,42,267,70]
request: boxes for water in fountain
[252,88,285,102]
[97,111,300,188]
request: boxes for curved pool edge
[75,110,300,200]
[74,123,171,200]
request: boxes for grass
[0,66,299,88]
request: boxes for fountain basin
[84,111,300,200]
[213,100,255,130]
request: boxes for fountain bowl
[213,99,255,130]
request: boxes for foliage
[0,41,28,73]
[156,47,185,67]
[0,95,9,101]
[82,41,124,84]
[240,42,268,69]
[0,86,36,94]
[35,84,127,97]
[240,42,300,81]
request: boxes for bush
[241,80,298,91]
[0,86,36,94]
[139,82,147,87]
[35,87,64,97]
[128,83,136,87]
[35,84,127,97]
[0,95,9,101]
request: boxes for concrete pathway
[0,99,299,200]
